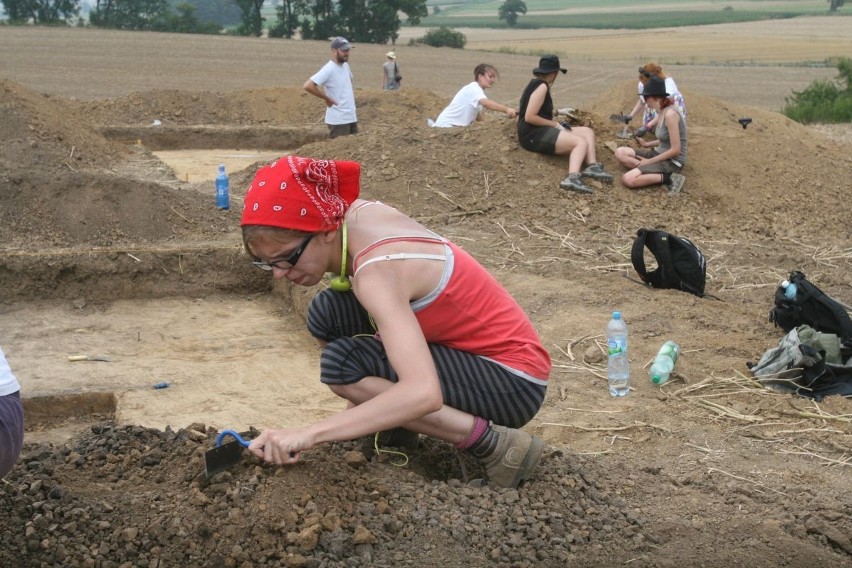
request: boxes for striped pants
[306,290,545,428]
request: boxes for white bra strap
[354,252,446,275]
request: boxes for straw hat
[385,51,396,59]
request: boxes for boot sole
[507,436,544,488]
[581,172,614,184]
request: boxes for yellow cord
[373,432,409,467]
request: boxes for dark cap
[330,37,352,50]
[643,76,669,98]
[533,55,567,75]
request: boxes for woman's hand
[248,428,315,465]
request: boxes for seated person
[517,55,613,194]
[430,64,517,127]
[624,63,687,136]
[0,345,24,480]
[614,76,688,194]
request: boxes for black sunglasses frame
[252,234,314,271]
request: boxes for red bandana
[241,156,360,232]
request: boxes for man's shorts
[636,149,684,175]
[328,122,359,139]
[519,126,560,155]
[0,391,24,479]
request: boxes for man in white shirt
[431,64,517,128]
[304,37,358,138]
[0,345,23,479]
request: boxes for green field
[419,0,851,29]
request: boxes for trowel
[204,429,251,478]
[204,429,295,478]
[609,112,633,139]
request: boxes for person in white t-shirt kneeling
[430,64,517,128]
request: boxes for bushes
[414,26,466,49]
[783,58,852,123]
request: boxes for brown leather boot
[478,425,544,488]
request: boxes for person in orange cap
[240,156,551,488]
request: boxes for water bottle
[780,280,797,301]
[215,164,230,210]
[606,311,630,397]
[649,340,680,385]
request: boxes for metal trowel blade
[204,440,244,478]
[616,125,633,139]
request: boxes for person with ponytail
[625,62,687,137]
[240,156,551,488]
[614,76,688,194]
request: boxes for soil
[1,23,851,568]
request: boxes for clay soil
[1,23,851,568]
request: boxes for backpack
[631,228,707,297]
[749,326,852,400]
[769,270,852,345]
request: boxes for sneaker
[559,173,593,194]
[478,425,544,489]
[664,173,686,194]
[581,163,614,183]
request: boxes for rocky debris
[1,423,650,567]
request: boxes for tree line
[0,0,435,43]
[0,0,533,39]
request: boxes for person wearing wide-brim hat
[614,76,688,194]
[517,55,614,194]
[240,155,551,489]
[624,62,687,138]
[382,51,401,91]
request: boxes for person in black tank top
[517,55,614,194]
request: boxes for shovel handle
[216,429,250,448]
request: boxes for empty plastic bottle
[780,279,797,301]
[606,311,630,397]
[649,340,680,385]
[216,164,230,210]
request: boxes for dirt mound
[0,77,124,172]
[2,65,851,568]
[1,423,653,567]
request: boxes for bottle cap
[651,375,661,384]
[781,280,790,288]
[218,164,226,173]
[612,311,621,319]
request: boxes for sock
[458,419,500,459]
[454,416,490,451]
[661,172,672,184]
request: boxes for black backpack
[631,228,707,297]
[769,270,852,345]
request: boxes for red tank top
[355,237,551,383]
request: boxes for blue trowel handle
[216,429,250,448]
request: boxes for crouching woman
[240,156,551,488]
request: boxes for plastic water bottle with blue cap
[215,164,230,210]
[606,311,630,396]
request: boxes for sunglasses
[251,234,314,271]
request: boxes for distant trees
[783,57,852,123]
[1,0,80,24]
[89,0,220,33]
[90,0,168,30]
[828,0,846,12]
[233,0,263,36]
[498,0,526,27]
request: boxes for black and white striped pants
[306,289,545,428]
